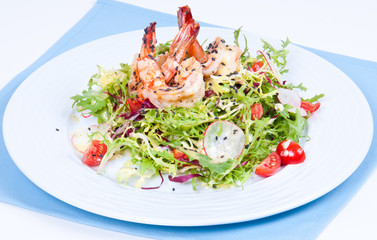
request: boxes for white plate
[3,27,373,226]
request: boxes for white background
[1,0,376,239]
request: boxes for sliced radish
[277,88,307,116]
[203,121,245,163]
[71,131,90,154]
[277,88,301,109]
[71,123,111,154]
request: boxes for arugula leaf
[261,38,291,74]
[303,93,325,103]
[175,146,234,180]
[233,27,250,62]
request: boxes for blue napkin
[1,0,376,239]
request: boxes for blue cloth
[0,0,376,239]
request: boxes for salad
[71,6,323,190]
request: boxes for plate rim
[3,27,374,226]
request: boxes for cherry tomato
[255,152,281,177]
[82,140,107,167]
[240,103,264,122]
[127,98,143,113]
[276,140,306,165]
[301,101,320,114]
[250,61,263,72]
[251,103,263,120]
[173,149,189,161]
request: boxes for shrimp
[177,6,207,63]
[160,18,200,83]
[128,22,157,99]
[148,57,205,108]
[134,21,205,109]
[201,37,242,77]
[177,6,242,77]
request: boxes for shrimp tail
[177,5,193,29]
[177,6,207,63]
[162,19,200,82]
[140,22,157,59]
[129,22,157,99]
[170,19,200,60]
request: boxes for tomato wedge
[250,60,263,72]
[240,103,263,122]
[251,103,263,120]
[301,101,320,114]
[173,149,189,161]
[127,98,143,113]
[255,152,281,177]
[276,140,306,165]
[82,140,107,167]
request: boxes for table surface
[1,0,376,239]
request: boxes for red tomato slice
[127,98,143,113]
[240,103,264,122]
[250,61,263,72]
[173,149,189,161]
[300,101,320,114]
[255,152,281,177]
[82,140,108,167]
[276,140,306,165]
[251,103,263,120]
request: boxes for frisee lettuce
[71,28,322,190]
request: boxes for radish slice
[203,121,245,163]
[277,88,307,116]
[71,124,111,154]
[71,131,90,154]
[277,88,301,109]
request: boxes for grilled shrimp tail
[177,6,207,63]
[177,5,193,29]
[140,22,157,59]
